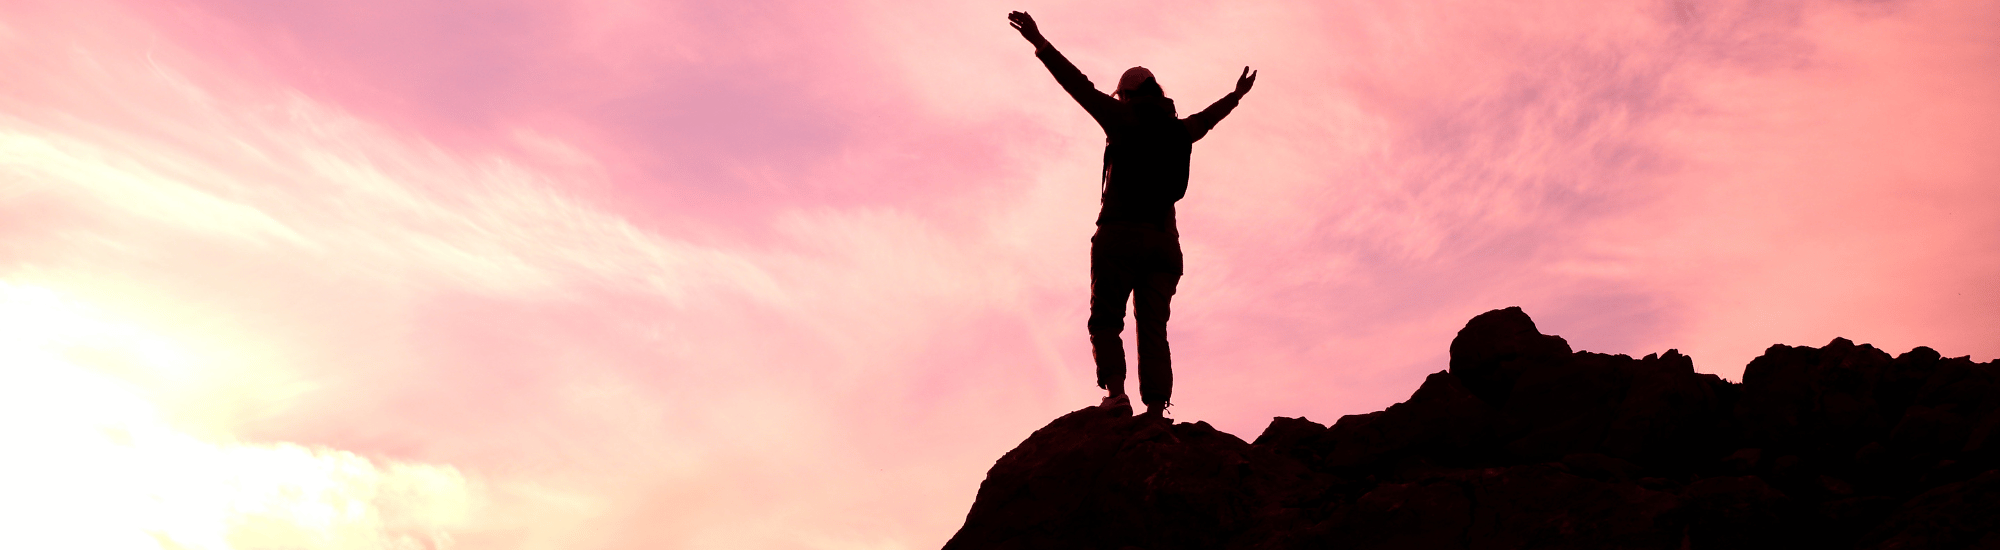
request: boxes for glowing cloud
[0,282,472,549]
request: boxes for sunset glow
[0,283,470,548]
[2,0,1996,547]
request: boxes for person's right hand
[1235,66,1258,95]
[1008,11,1048,48]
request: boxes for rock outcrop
[944,307,2000,549]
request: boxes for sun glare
[0,282,473,550]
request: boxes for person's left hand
[1235,66,1258,95]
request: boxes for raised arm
[1185,67,1257,141]
[1009,11,1120,127]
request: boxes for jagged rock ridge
[945,307,2000,549]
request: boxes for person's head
[1114,66,1174,115]
[1115,66,1165,102]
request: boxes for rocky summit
[944,307,2000,550]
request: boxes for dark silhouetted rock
[1601,349,1738,472]
[1719,448,1763,475]
[1680,475,1809,549]
[1298,463,1686,550]
[1251,415,1330,465]
[947,307,2000,549]
[1449,306,1572,405]
[1563,452,1645,482]
[942,403,1320,550]
[1319,370,1495,470]
[1861,469,2000,549]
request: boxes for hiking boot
[1141,402,1170,418]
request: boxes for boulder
[1448,306,1572,406]
[943,403,1321,550]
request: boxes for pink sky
[1,0,1995,547]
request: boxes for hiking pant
[1089,223,1183,407]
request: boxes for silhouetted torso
[1035,49,1240,237]
[1100,107,1193,231]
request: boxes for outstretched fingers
[1235,66,1257,94]
[1008,11,1035,32]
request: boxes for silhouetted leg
[1133,271,1179,408]
[1089,244,1135,394]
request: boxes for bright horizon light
[0,282,472,549]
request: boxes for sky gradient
[2,0,1996,548]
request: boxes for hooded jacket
[1035,47,1243,234]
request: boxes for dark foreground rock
[944,307,2000,550]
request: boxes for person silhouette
[1009,11,1255,417]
